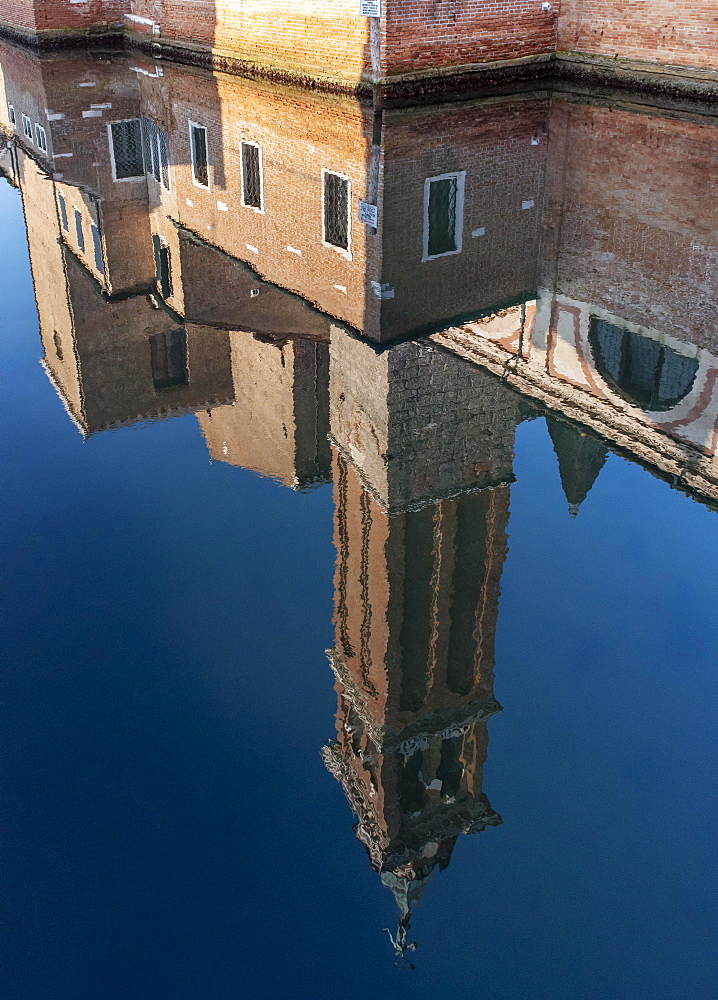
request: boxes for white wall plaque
[358,200,378,227]
[359,0,381,17]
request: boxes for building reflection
[322,333,523,959]
[2,38,718,960]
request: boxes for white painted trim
[188,120,210,190]
[422,171,465,262]
[34,123,47,153]
[240,140,264,213]
[321,168,352,260]
[21,113,32,140]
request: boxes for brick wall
[557,0,718,72]
[540,100,718,355]
[384,0,558,78]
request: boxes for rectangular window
[189,122,209,189]
[158,127,170,190]
[241,142,263,210]
[8,105,15,127]
[91,224,104,275]
[423,172,465,260]
[142,118,158,181]
[58,192,68,231]
[323,171,350,253]
[22,114,32,140]
[142,120,171,190]
[150,328,188,390]
[74,209,84,252]
[109,119,144,180]
[34,124,47,153]
[152,234,172,299]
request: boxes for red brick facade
[1,0,716,90]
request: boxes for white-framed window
[58,192,69,232]
[8,105,15,127]
[74,208,85,252]
[34,123,47,153]
[189,121,209,189]
[240,141,263,211]
[422,171,465,261]
[322,169,351,257]
[22,114,32,140]
[142,119,170,190]
[108,119,144,181]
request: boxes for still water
[1,43,717,1000]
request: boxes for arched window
[589,318,698,412]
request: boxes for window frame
[240,140,264,212]
[21,114,32,140]
[34,123,47,153]
[321,168,352,260]
[422,171,466,262]
[188,120,210,190]
[8,105,16,128]
[107,119,145,182]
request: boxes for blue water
[1,164,716,1000]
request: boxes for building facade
[0,1,716,97]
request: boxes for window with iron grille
[109,119,144,179]
[142,118,160,182]
[152,234,172,300]
[8,105,15,127]
[74,209,85,252]
[91,224,104,275]
[141,120,171,189]
[34,124,47,153]
[22,114,32,140]
[323,171,349,252]
[241,142,263,210]
[423,172,465,260]
[190,122,209,188]
[149,328,188,391]
[58,192,68,232]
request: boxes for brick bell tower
[322,332,520,962]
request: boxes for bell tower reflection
[323,331,521,961]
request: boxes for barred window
[34,124,47,153]
[110,119,144,179]
[58,192,68,232]
[152,234,172,300]
[142,118,160,182]
[74,209,85,252]
[150,328,188,391]
[323,171,349,252]
[424,173,464,259]
[190,122,209,188]
[241,142,263,210]
[141,120,171,189]
[91,224,104,275]
[22,114,32,140]
[8,105,15,127]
